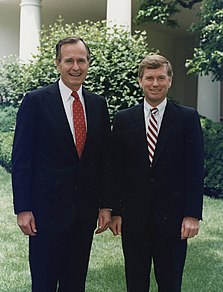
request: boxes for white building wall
[197,75,220,122]
[0,4,20,58]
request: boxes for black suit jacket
[111,100,204,238]
[12,81,112,231]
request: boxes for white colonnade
[19,0,42,62]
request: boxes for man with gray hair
[12,36,112,291]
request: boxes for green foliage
[0,17,153,118]
[135,0,202,27]
[201,116,223,197]
[136,0,180,27]
[0,56,27,106]
[0,131,13,172]
[186,0,223,81]
[0,105,17,132]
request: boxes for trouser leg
[122,222,153,292]
[153,235,187,292]
[57,220,95,292]
[29,231,66,292]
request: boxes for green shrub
[0,17,154,118]
[0,105,18,132]
[0,131,13,172]
[201,116,223,198]
[0,56,26,106]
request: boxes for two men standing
[12,36,204,292]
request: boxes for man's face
[138,66,172,106]
[56,41,89,91]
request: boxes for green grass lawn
[0,166,222,292]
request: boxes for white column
[106,0,131,32]
[197,75,220,122]
[19,0,41,62]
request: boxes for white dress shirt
[144,98,167,134]
[58,79,87,144]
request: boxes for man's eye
[78,59,86,63]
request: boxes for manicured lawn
[0,166,222,291]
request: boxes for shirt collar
[144,98,167,116]
[59,79,83,102]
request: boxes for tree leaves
[186,0,223,81]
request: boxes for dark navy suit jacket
[12,81,112,231]
[111,100,204,239]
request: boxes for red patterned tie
[72,91,86,158]
[147,107,158,165]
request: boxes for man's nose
[72,61,79,70]
[152,78,159,86]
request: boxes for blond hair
[138,54,173,79]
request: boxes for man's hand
[17,211,37,236]
[95,208,111,234]
[109,216,122,236]
[181,216,199,240]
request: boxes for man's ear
[55,59,59,70]
[168,76,172,88]
[138,78,142,88]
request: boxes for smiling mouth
[70,73,81,77]
[150,89,160,93]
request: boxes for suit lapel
[132,103,150,164]
[83,88,95,139]
[153,100,176,166]
[44,82,77,156]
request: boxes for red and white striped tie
[147,107,158,165]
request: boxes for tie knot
[151,107,158,115]
[72,91,80,100]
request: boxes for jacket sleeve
[12,93,37,214]
[98,98,113,209]
[184,109,204,220]
[110,112,125,216]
